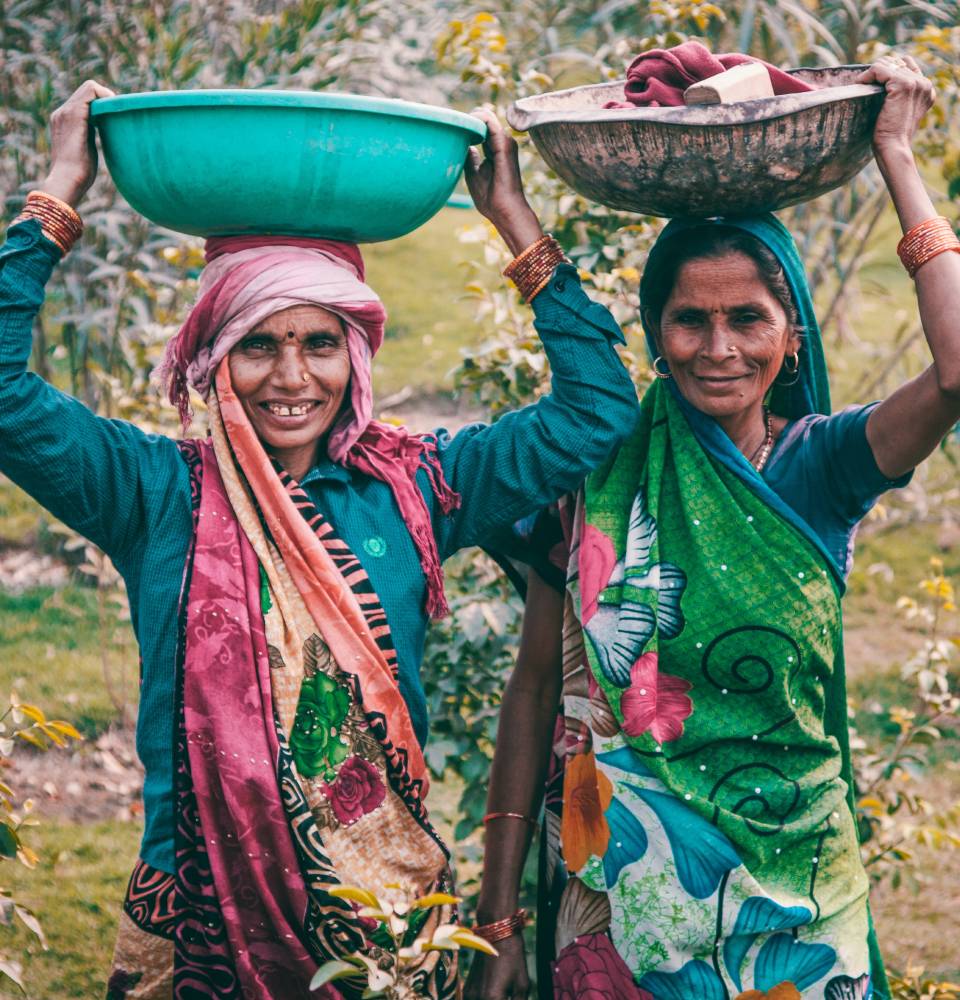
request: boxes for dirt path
[10,729,143,826]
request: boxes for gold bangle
[26,190,83,230]
[483,811,538,827]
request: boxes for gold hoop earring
[776,351,800,387]
[652,356,672,379]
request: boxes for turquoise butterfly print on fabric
[583,490,687,687]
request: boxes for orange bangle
[503,235,567,301]
[896,216,960,278]
[473,908,527,944]
[11,190,84,255]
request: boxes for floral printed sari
[536,217,888,1000]
[146,371,457,999]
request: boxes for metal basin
[507,67,884,218]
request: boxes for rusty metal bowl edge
[507,67,884,218]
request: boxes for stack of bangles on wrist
[473,908,528,944]
[897,216,960,278]
[502,234,568,301]
[12,191,84,255]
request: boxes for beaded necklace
[749,406,775,473]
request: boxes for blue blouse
[763,402,912,575]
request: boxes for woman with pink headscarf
[0,84,639,998]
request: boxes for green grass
[364,205,486,398]
[0,821,141,1000]
[0,586,135,737]
[0,488,47,551]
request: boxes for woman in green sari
[466,55,960,1000]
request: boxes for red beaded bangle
[473,908,527,944]
[12,190,84,255]
[896,216,960,278]
[503,235,567,301]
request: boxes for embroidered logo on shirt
[362,536,387,558]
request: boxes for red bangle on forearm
[473,908,527,944]
[897,216,960,278]
[12,191,84,255]
[503,235,567,301]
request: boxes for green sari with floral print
[536,216,888,1000]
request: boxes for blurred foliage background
[1,0,959,996]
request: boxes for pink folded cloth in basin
[605,40,813,108]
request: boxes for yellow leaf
[328,886,380,910]
[412,892,461,910]
[15,730,46,750]
[37,725,66,748]
[47,721,82,741]
[16,846,38,870]
[16,705,45,725]
[451,929,500,955]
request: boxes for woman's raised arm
[432,111,640,556]
[858,56,960,478]
[0,82,188,563]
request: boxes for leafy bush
[854,559,960,887]
[0,693,81,992]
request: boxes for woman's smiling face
[656,252,800,421]
[228,304,351,473]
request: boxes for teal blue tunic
[0,219,640,874]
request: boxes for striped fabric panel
[272,464,400,678]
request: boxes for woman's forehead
[252,304,344,334]
[669,253,772,302]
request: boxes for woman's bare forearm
[866,144,960,477]
[876,144,960,393]
[855,58,960,476]
[475,570,563,923]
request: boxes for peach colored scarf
[160,236,459,617]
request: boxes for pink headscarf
[160,235,460,617]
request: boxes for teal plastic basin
[90,90,486,242]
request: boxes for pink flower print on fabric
[620,652,693,744]
[579,523,618,624]
[323,755,386,825]
[553,932,652,1000]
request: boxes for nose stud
[302,373,310,382]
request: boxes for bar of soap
[683,63,775,105]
